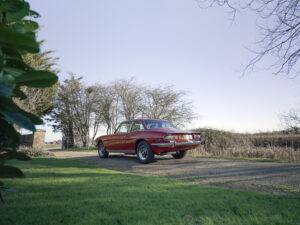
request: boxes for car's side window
[131,121,144,132]
[116,122,130,134]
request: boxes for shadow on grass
[50,153,300,196]
[66,154,300,180]
[9,158,96,169]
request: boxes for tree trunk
[62,121,74,149]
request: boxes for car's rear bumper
[150,140,201,154]
[152,140,201,147]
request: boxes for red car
[95,119,203,163]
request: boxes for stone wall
[20,129,46,149]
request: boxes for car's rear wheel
[172,150,187,159]
[136,141,154,164]
[98,142,109,159]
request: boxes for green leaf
[0,97,36,131]
[1,47,23,60]
[0,191,3,203]
[22,111,43,125]
[22,20,39,33]
[3,67,24,77]
[16,70,58,87]
[0,97,42,126]
[12,88,27,100]
[0,118,20,143]
[29,10,40,18]
[0,145,18,155]
[0,73,16,86]
[0,166,24,178]
[0,51,3,69]
[2,0,30,22]
[5,58,32,71]
[0,83,14,97]
[0,27,39,53]
[0,0,25,13]
[1,111,36,131]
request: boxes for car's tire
[172,150,187,159]
[98,142,109,159]
[136,141,154,164]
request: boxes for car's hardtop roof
[122,119,169,123]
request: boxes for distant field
[1,158,300,225]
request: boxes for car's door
[123,120,145,151]
[109,121,131,151]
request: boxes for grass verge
[1,158,299,225]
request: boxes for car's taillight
[164,135,175,141]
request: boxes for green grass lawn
[1,159,299,225]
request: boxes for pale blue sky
[29,0,300,140]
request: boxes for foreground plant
[0,0,57,201]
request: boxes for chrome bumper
[151,140,202,147]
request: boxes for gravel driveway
[53,151,300,195]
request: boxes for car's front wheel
[98,142,109,159]
[172,150,187,159]
[136,141,154,164]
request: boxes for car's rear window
[144,120,177,129]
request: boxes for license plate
[176,135,193,140]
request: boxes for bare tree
[93,84,117,134]
[113,78,144,121]
[141,86,196,127]
[93,80,144,135]
[50,82,75,149]
[68,77,97,147]
[281,109,300,133]
[51,75,95,148]
[51,77,196,144]
[88,85,111,140]
[197,0,300,76]
[109,79,196,129]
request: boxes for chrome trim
[152,142,175,147]
[176,141,202,146]
[106,149,135,153]
[152,140,201,147]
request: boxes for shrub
[18,147,54,157]
[194,128,254,153]
[192,128,300,161]
[0,0,58,201]
[60,147,97,151]
[250,134,300,150]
